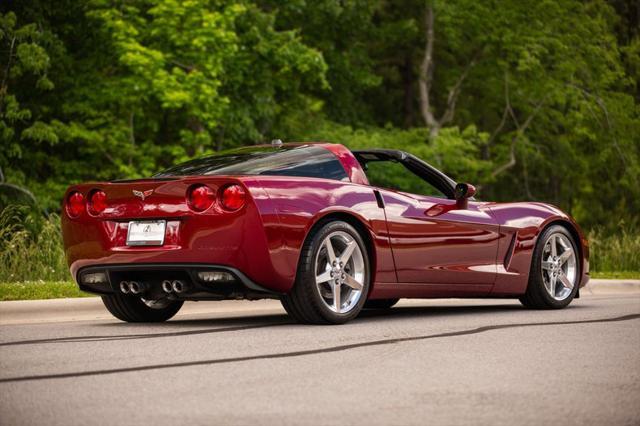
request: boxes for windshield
[155,145,349,181]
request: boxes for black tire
[519,225,580,309]
[101,293,183,322]
[281,220,371,325]
[363,298,399,309]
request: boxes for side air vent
[503,234,517,270]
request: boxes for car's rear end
[61,173,288,305]
[61,143,358,308]
[60,143,372,322]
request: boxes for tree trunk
[402,54,414,128]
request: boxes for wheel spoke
[333,282,341,313]
[558,249,573,265]
[339,240,357,264]
[550,235,557,257]
[316,270,332,285]
[541,260,554,270]
[548,275,557,296]
[324,238,337,263]
[558,236,570,251]
[559,272,574,290]
[343,273,363,291]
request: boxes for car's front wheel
[281,220,370,324]
[102,293,183,322]
[520,225,580,309]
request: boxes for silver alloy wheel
[541,233,577,301]
[315,230,366,314]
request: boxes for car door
[353,150,500,288]
[380,189,500,285]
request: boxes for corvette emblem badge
[133,189,154,200]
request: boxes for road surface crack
[0,322,287,347]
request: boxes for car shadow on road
[151,302,534,328]
[360,303,533,321]
[105,303,581,330]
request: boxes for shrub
[588,225,640,274]
[0,205,69,282]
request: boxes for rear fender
[256,177,396,294]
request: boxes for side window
[156,146,348,181]
[364,160,446,198]
[252,147,348,181]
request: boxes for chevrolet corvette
[61,142,589,324]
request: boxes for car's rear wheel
[519,225,580,309]
[281,220,370,324]
[101,293,183,322]
[364,298,399,309]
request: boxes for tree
[0,0,638,229]
[0,11,58,206]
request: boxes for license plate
[126,220,166,246]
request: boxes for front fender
[488,202,589,295]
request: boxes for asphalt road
[1,293,639,426]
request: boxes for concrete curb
[582,279,640,294]
[1,279,638,325]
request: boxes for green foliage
[301,121,492,185]
[588,224,640,274]
[0,11,57,167]
[1,1,327,211]
[0,205,68,282]
[0,0,638,230]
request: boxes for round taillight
[66,191,85,218]
[220,184,246,211]
[88,190,107,215]
[188,185,215,212]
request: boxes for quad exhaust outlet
[120,279,191,295]
[171,280,190,294]
[161,280,173,293]
[119,281,148,295]
[161,279,190,294]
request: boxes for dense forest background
[1,0,638,233]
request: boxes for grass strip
[0,281,93,301]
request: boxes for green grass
[0,206,69,282]
[0,281,92,301]
[587,227,640,273]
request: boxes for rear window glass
[155,145,349,181]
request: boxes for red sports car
[61,142,589,324]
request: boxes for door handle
[425,203,456,217]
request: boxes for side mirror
[454,183,476,209]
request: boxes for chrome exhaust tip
[129,281,146,295]
[161,280,173,293]
[171,280,189,294]
[119,281,130,294]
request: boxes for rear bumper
[77,263,280,300]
